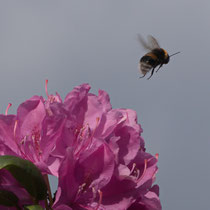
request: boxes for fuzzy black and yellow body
[140,48,169,79]
[138,35,178,79]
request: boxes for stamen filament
[5,103,12,115]
[130,163,136,175]
[45,79,49,98]
[137,159,148,182]
[95,190,102,210]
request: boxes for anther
[155,153,159,160]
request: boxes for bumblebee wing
[147,35,160,49]
[137,34,153,51]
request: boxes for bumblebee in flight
[138,35,180,79]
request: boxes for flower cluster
[0,82,161,210]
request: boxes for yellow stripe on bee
[162,49,168,58]
[145,52,158,60]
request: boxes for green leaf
[0,189,19,207]
[24,205,44,210]
[0,155,47,201]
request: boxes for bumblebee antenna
[169,52,181,57]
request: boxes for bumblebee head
[164,54,170,64]
[162,49,170,64]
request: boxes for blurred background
[0,1,210,209]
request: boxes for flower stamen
[137,159,148,182]
[130,163,137,175]
[95,190,102,210]
[75,118,100,157]
[92,187,97,201]
[5,103,12,115]
[13,120,28,159]
[45,79,49,98]
[13,120,18,139]
[75,183,87,201]
[31,127,42,160]
[86,117,100,147]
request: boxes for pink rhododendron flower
[50,83,161,210]
[0,81,64,176]
[0,96,63,176]
[0,82,161,209]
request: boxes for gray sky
[1,1,210,209]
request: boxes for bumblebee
[138,35,180,79]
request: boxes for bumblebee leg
[139,74,146,79]
[156,64,163,72]
[147,68,155,80]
